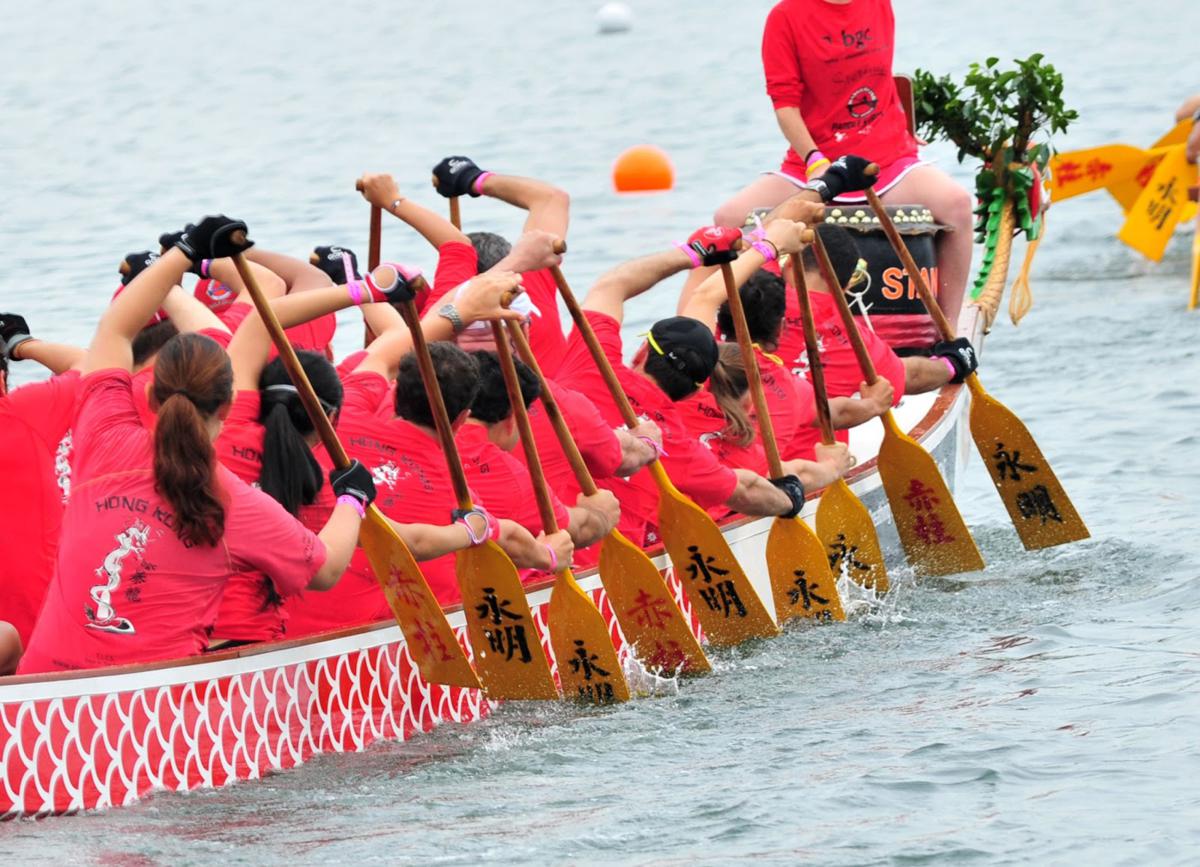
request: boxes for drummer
[699,0,975,333]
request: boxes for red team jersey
[18,370,326,673]
[0,372,81,647]
[210,390,337,643]
[554,311,738,542]
[762,0,917,176]
[456,423,569,537]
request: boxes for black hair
[801,223,861,290]
[257,351,344,517]
[468,350,540,424]
[132,320,180,367]
[716,268,787,345]
[644,353,702,401]
[468,231,513,273]
[394,341,481,427]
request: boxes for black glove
[808,155,875,203]
[432,156,487,198]
[769,474,806,519]
[159,226,205,274]
[120,251,160,286]
[0,313,33,361]
[330,459,376,510]
[312,245,361,284]
[931,337,978,384]
[174,215,253,262]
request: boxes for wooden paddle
[227,248,480,689]
[358,181,382,346]
[491,324,631,702]
[812,236,984,577]
[395,296,559,700]
[507,320,710,675]
[719,262,844,623]
[443,191,709,674]
[550,265,779,645]
[790,256,889,593]
[863,187,1089,551]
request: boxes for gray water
[2,0,1199,863]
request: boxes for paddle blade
[765,516,845,624]
[548,569,631,704]
[815,479,889,593]
[967,378,1089,550]
[358,509,480,689]
[1117,145,1194,262]
[456,543,559,700]
[656,475,780,646]
[877,413,985,577]
[597,531,710,675]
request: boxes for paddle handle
[550,265,642,431]
[353,180,383,346]
[493,322,562,536]
[813,234,879,385]
[863,187,956,340]
[790,256,836,446]
[719,262,784,476]
[397,299,475,510]
[507,320,600,497]
[229,250,352,470]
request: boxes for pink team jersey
[0,371,81,648]
[18,370,326,674]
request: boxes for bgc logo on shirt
[822,28,873,50]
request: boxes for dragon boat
[0,280,1009,818]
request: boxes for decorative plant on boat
[912,54,1077,321]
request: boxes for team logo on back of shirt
[372,461,401,490]
[85,520,150,635]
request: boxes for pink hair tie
[675,241,702,268]
[638,434,667,459]
[472,172,494,196]
[751,240,778,263]
[542,542,558,573]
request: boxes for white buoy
[596,2,633,34]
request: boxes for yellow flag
[1050,144,1153,202]
[1116,145,1196,262]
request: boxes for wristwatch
[437,302,465,333]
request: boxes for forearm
[12,339,86,374]
[87,248,190,373]
[584,248,691,320]
[386,198,469,249]
[680,246,771,326]
[1175,94,1200,122]
[902,356,952,395]
[781,457,839,491]
[565,506,608,548]
[244,248,329,293]
[310,504,363,589]
[208,258,287,302]
[775,107,818,158]
[828,395,882,429]
[497,519,556,570]
[161,285,227,335]
[479,174,570,236]
[724,469,791,516]
[393,520,472,560]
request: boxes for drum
[824,203,945,353]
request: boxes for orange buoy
[612,145,674,193]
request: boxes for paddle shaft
[354,180,383,345]
[397,299,475,511]
[812,235,880,385]
[719,262,784,476]
[230,251,351,468]
[863,187,956,341]
[492,323,562,535]
[790,256,836,446]
[508,322,600,497]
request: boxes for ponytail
[151,333,233,547]
[708,343,756,449]
[257,352,343,516]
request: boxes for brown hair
[708,343,756,449]
[151,333,233,547]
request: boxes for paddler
[17,218,374,674]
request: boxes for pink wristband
[199,259,212,279]
[336,494,366,519]
[543,543,558,572]
[805,149,829,169]
[472,172,494,196]
[638,434,667,459]
[675,241,702,268]
[751,240,778,263]
[940,356,957,380]
[346,280,366,305]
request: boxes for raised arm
[1,314,85,374]
[432,156,569,237]
[582,249,693,324]
[358,172,470,249]
[87,248,192,374]
[160,285,229,336]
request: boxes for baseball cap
[646,316,719,384]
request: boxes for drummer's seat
[894,74,916,137]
